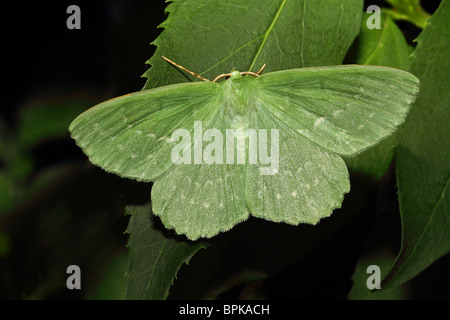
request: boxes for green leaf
[16,97,92,148]
[143,0,363,90]
[344,13,412,179]
[5,165,75,213]
[348,255,405,300]
[383,0,431,29]
[356,13,411,70]
[0,172,12,213]
[383,0,450,288]
[125,203,206,299]
[86,251,128,300]
[0,119,34,186]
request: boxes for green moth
[69,58,419,240]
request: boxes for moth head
[229,70,243,80]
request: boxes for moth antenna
[161,56,210,82]
[212,73,231,83]
[257,63,267,75]
[240,71,260,77]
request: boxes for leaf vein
[249,0,288,71]
[145,239,167,299]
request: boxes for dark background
[0,0,447,300]
[3,1,166,126]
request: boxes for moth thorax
[229,70,242,80]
